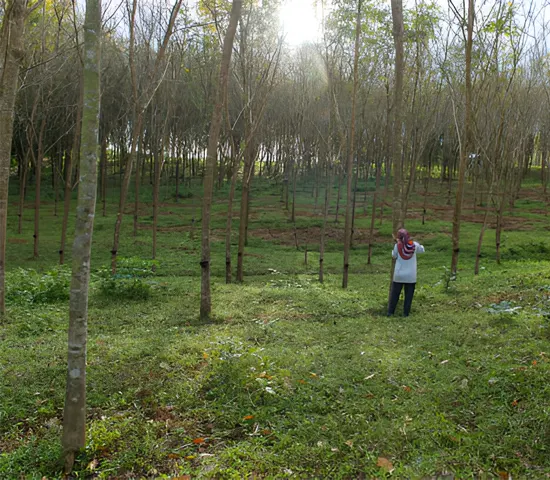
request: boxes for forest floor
[1,176,550,479]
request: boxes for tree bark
[0,0,28,317]
[450,0,474,275]
[342,0,361,289]
[390,0,405,235]
[368,158,382,265]
[389,0,406,295]
[200,0,242,319]
[62,0,101,472]
[17,148,30,234]
[33,115,46,259]
[225,140,240,284]
[60,80,83,265]
[319,163,332,283]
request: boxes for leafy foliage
[5,267,71,305]
[96,257,159,301]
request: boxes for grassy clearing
[1,174,550,478]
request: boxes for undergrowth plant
[5,267,71,305]
[96,257,159,300]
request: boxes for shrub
[96,257,159,301]
[5,267,71,305]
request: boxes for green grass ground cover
[1,175,550,478]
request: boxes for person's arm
[392,244,398,259]
[415,242,425,254]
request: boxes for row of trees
[1,0,549,470]
[2,0,548,283]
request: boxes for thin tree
[342,0,362,288]
[0,0,32,317]
[200,0,242,320]
[62,0,101,471]
[390,0,405,236]
[450,0,474,275]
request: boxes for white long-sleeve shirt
[392,241,425,283]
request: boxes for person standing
[388,229,425,317]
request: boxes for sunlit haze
[279,0,323,46]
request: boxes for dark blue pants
[388,282,416,317]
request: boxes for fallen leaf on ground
[377,457,394,472]
[193,437,205,444]
[243,415,255,421]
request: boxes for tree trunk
[0,0,28,317]
[111,114,142,273]
[319,164,332,283]
[342,0,361,289]
[390,0,405,235]
[450,0,474,275]
[237,142,255,283]
[225,142,240,284]
[60,80,83,265]
[62,0,101,472]
[101,133,107,216]
[368,159,382,265]
[200,0,242,319]
[34,116,46,259]
[389,0,406,296]
[18,148,30,234]
[152,145,162,260]
[133,121,144,237]
[335,166,342,223]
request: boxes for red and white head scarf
[397,228,416,260]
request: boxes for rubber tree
[0,0,31,317]
[62,0,101,472]
[200,0,242,319]
[450,0,474,275]
[342,0,362,289]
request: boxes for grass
[1,172,550,478]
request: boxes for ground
[1,174,549,479]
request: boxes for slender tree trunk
[319,163,332,283]
[200,0,241,319]
[60,80,83,265]
[474,178,496,275]
[237,142,254,283]
[53,151,60,216]
[343,0,361,289]
[18,149,30,234]
[101,133,107,216]
[335,166,342,223]
[62,0,101,472]
[133,121,144,237]
[175,157,180,202]
[111,114,141,273]
[389,0,406,296]
[34,116,46,259]
[390,0,405,235]
[0,0,28,316]
[450,0,474,275]
[225,144,239,284]
[368,159,382,265]
[291,161,297,223]
[495,189,506,265]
